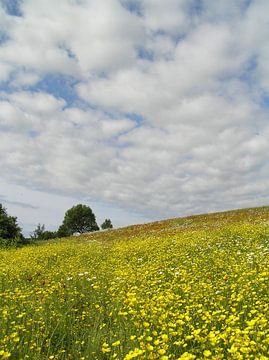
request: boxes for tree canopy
[0,204,22,240]
[58,204,99,236]
[101,219,113,230]
[31,223,57,240]
[30,223,45,240]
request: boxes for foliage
[41,230,57,240]
[101,218,113,230]
[30,223,45,240]
[0,204,23,247]
[31,224,57,241]
[0,236,21,248]
[59,204,99,235]
[0,204,22,239]
[0,207,269,359]
[57,223,70,238]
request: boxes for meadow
[1,207,269,359]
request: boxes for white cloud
[200,0,249,21]
[140,0,191,36]
[10,71,41,87]
[0,0,269,230]
[77,21,250,122]
[9,91,66,114]
[0,61,12,81]
[0,0,144,80]
[101,118,135,137]
[242,0,269,92]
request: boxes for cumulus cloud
[139,0,192,35]
[0,0,144,80]
[0,0,269,226]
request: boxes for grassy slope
[80,205,269,241]
[1,206,269,360]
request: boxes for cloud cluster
[1,0,269,223]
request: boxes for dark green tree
[42,230,57,240]
[30,223,45,240]
[57,223,70,238]
[58,204,99,236]
[0,204,23,246]
[0,204,22,239]
[31,224,57,240]
[101,218,113,230]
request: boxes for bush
[0,236,22,248]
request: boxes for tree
[0,204,22,239]
[0,204,23,246]
[30,223,45,240]
[41,230,57,240]
[101,219,113,230]
[58,204,99,236]
[57,223,69,238]
[31,224,57,240]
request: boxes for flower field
[1,207,269,359]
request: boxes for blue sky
[0,0,269,235]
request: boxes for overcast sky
[0,0,269,235]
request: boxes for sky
[0,0,269,236]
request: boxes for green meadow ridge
[78,205,269,242]
[0,206,269,359]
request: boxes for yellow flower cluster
[0,206,269,359]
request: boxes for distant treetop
[101,218,113,230]
[58,204,99,236]
[0,203,22,240]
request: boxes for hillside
[1,206,269,359]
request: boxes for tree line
[0,203,113,247]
